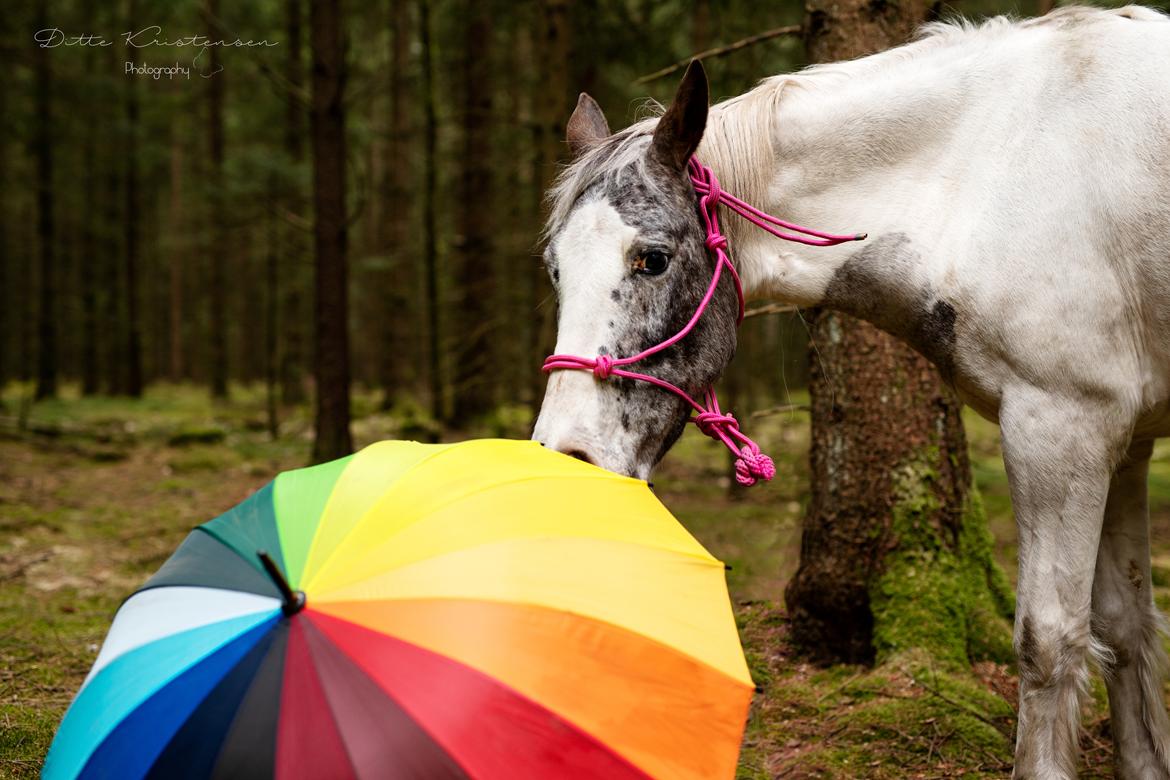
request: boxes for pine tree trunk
[0,60,7,396]
[783,0,1014,667]
[280,0,308,406]
[265,181,279,439]
[528,0,570,411]
[33,2,56,401]
[379,0,412,410]
[78,0,100,396]
[419,0,442,422]
[450,1,496,426]
[123,0,144,399]
[205,0,229,399]
[100,41,121,394]
[309,0,354,463]
[167,101,185,383]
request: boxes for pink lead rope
[543,158,865,486]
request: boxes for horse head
[532,63,742,481]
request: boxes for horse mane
[544,5,1168,243]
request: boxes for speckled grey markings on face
[544,133,741,472]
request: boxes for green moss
[870,451,1015,668]
[740,646,1014,778]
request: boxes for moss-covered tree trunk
[783,0,1013,667]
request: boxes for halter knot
[734,448,776,486]
[694,410,738,439]
[592,355,615,380]
[705,234,728,252]
[699,169,722,205]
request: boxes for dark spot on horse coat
[822,232,957,379]
[1128,559,1143,591]
[611,289,621,301]
[620,411,631,431]
[1111,643,1131,670]
[1018,616,1038,677]
[916,300,957,376]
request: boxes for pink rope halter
[543,158,865,486]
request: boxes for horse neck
[698,37,996,305]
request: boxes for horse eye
[636,251,671,276]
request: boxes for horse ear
[650,60,709,171]
[567,93,611,157]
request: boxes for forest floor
[3,385,1170,778]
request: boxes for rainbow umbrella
[43,439,753,780]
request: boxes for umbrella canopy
[44,439,754,780]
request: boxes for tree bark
[280,0,308,406]
[100,40,122,394]
[419,0,442,421]
[33,2,57,401]
[783,0,1014,667]
[167,96,185,383]
[0,46,7,396]
[122,0,144,399]
[449,1,496,426]
[309,0,354,462]
[528,0,570,410]
[379,0,412,409]
[78,0,100,396]
[265,181,279,439]
[416,0,442,420]
[205,0,229,399]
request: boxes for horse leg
[1000,390,1119,779]
[1091,439,1170,779]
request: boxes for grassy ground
[3,384,1170,778]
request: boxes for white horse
[532,6,1170,778]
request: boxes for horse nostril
[564,449,595,465]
